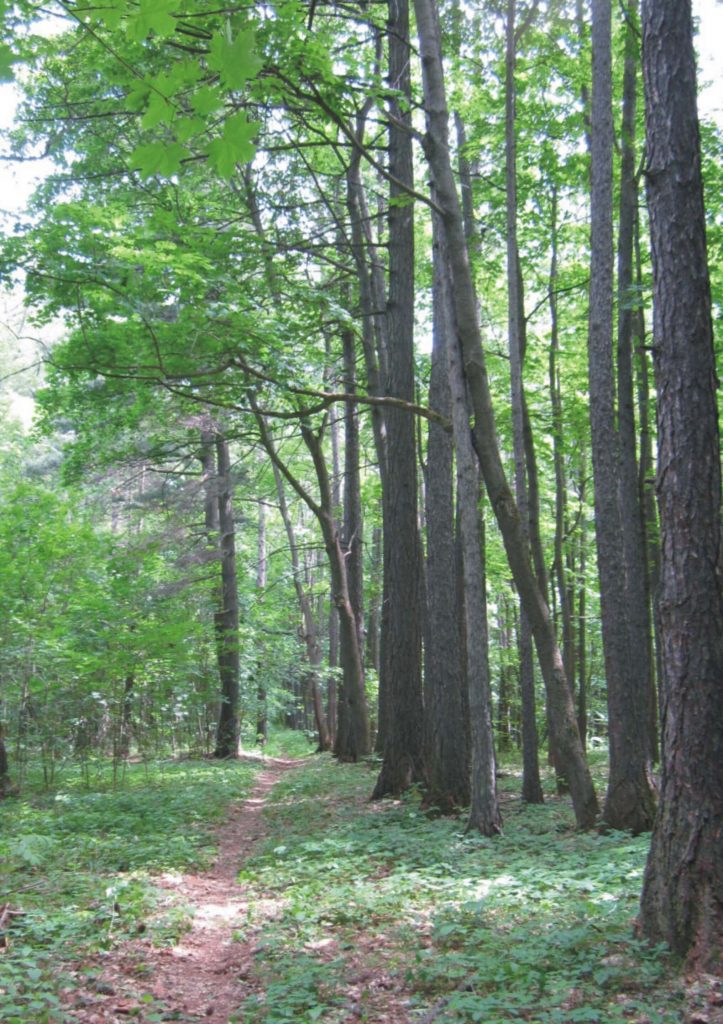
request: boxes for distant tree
[638,0,723,969]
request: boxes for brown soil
[60,756,302,1024]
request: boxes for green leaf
[127,0,179,40]
[191,85,223,117]
[205,111,258,177]
[207,30,262,90]
[130,141,188,179]
[90,3,124,29]
[141,92,174,130]
[0,42,16,82]
[175,116,204,143]
[126,80,151,113]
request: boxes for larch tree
[638,0,723,969]
[588,0,656,832]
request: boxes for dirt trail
[63,756,300,1024]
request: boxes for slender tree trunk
[272,465,331,753]
[0,723,13,797]
[505,0,544,806]
[413,0,598,829]
[255,408,369,759]
[199,429,240,759]
[213,434,241,758]
[372,0,426,798]
[589,0,656,832]
[634,212,661,762]
[639,0,723,968]
[549,187,577,733]
[255,501,268,745]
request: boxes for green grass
[0,756,260,1023]
[0,749,684,1024]
[233,756,683,1024]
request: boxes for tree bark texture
[589,0,655,833]
[213,434,241,758]
[423,217,471,814]
[639,0,723,970]
[440,232,501,835]
[413,0,598,830]
[372,0,426,798]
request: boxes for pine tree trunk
[589,0,656,832]
[638,0,723,968]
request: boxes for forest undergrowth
[0,738,695,1023]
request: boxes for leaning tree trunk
[372,0,426,798]
[505,0,544,806]
[638,0,723,969]
[589,0,656,833]
[413,0,598,830]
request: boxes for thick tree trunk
[441,237,500,835]
[638,0,723,969]
[372,0,426,798]
[589,0,656,833]
[423,218,471,814]
[413,0,598,830]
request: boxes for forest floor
[1,744,721,1023]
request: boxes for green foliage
[231,758,682,1024]
[0,758,260,1022]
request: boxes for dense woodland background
[0,0,720,996]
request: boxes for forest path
[63,755,303,1024]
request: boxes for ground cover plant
[0,757,260,1023]
[234,756,684,1024]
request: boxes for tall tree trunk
[634,211,661,762]
[639,0,723,968]
[199,429,240,759]
[505,0,544,806]
[328,402,342,748]
[213,433,241,758]
[255,500,268,745]
[548,186,577,740]
[372,0,426,798]
[436,221,500,835]
[423,218,471,814]
[589,0,656,832]
[413,0,598,830]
